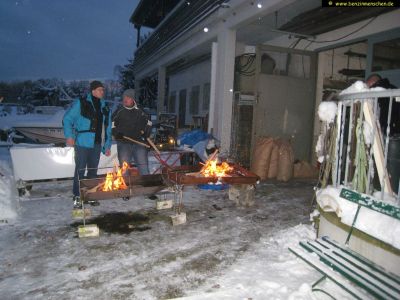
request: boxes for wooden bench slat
[300,241,399,300]
[304,240,400,299]
[320,236,400,285]
[289,246,368,300]
[317,238,400,291]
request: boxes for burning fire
[102,162,129,191]
[200,160,233,177]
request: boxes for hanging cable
[304,16,378,44]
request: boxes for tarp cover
[10,144,181,181]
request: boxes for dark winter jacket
[112,105,152,142]
[371,78,399,135]
[63,93,112,152]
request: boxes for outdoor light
[257,3,262,8]
[229,88,233,92]
[203,27,209,33]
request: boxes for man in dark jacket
[112,89,152,175]
[63,80,112,208]
[366,74,399,136]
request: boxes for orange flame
[200,160,233,177]
[102,161,129,191]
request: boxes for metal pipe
[344,101,354,186]
[353,101,364,192]
[366,97,378,195]
[208,42,218,134]
[338,103,347,186]
[338,89,400,101]
[381,96,393,199]
[333,102,343,187]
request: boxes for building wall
[167,59,211,126]
[265,10,400,165]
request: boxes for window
[203,83,210,110]
[189,85,200,115]
[260,51,310,79]
[372,38,400,72]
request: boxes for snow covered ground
[0,148,366,299]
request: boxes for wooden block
[363,102,393,194]
[78,224,99,238]
[171,212,186,226]
[228,184,255,207]
[156,199,174,210]
[72,208,91,219]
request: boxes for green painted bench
[289,236,400,299]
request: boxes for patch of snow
[0,145,368,299]
[0,154,18,222]
[310,209,320,222]
[318,101,337,123]
[316,186,400,249]
[181,224,320,300]
[315,134,325,163]
[370,87,386,92]
[0,166,325,299]
[339,80,386,95]
[363,120,373,146]
[373,191,398,206]
[340,80,368,95]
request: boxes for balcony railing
[133,0,227,71]
[330,89,400,201]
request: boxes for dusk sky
[0,0,143,82]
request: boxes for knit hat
[90,80,104,91]
[122,89,135,99]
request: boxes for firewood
[147,138,161,155]
[123,136,150,148]
[199,149,219,173]
[186,172,202,177]
[87,182,105,193]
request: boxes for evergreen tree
[119,59,135,90]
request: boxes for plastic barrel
[387,136,400,194]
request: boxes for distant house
[129,0,400,166]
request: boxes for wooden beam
[363,102,393,194]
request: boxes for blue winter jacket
[63,93,112,153]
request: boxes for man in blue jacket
[63,81,112,208]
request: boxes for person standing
[112,89,152,175]
[63,81,112,208]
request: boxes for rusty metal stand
[74,168,99,238]
[171,184,186,225]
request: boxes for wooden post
[147,138,161,155]
[123,136,150,148]
[363,102,393,194]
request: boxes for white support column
[214,28,236,154]
[157,66,166,115]
[208,42,218,135]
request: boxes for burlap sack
[294,161,318,178]
[250,137,274,180]
[277,140,294,182]
[267,139,281,179]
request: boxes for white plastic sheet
[10,144,183,181]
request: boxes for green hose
[352,118,368,193]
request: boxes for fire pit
[79,162,164,201]
[162,163,260,186]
